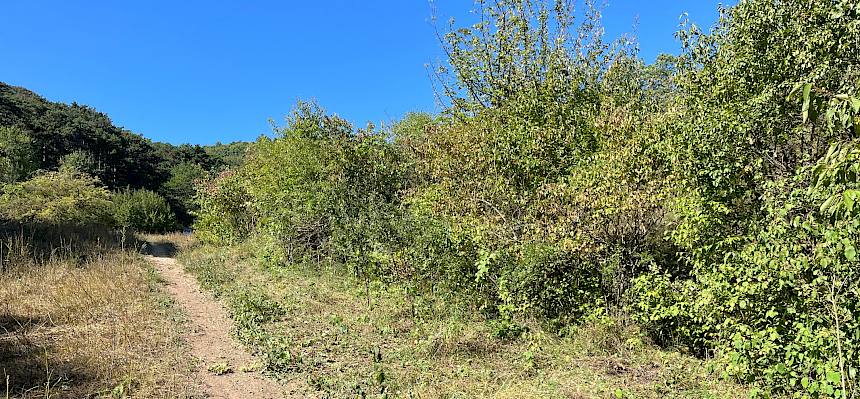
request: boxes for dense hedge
[194,0,860,396]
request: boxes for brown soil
[147,250,286,399]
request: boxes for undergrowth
[180,241,749,398]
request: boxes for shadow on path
[143,241,177,258]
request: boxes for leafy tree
[163,161,207,224]
[435,0,612,114]
[402,0,676,323]
[58,150,103,176]
[204,141,251,170]
[0,125,34,183]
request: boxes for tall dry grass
[0,228,197,398]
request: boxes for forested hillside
[189,0,860,397]
[0,82,248,228]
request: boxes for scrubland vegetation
[2,0,859,397]
[180,239,745,398]
[188,0,860,397]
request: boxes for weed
[239,361,263,373]
[207,362,233,375]
[179,242,751,398]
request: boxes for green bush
[0,170,112,225]
[113,188,177,233]
[232,102,407,279]
[634,142,860,395]
[0,125,35,184]
[186,0,860,396]
[239,103,346,258]
[629,0,860,395]
[667,0,860,259]
[193,168,255,244]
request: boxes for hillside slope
[0,82,249,222]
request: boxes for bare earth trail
[146,246,287,399]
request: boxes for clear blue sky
[0,1,725,145]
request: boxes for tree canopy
[0,82,251,226]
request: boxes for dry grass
[0,249,198,398]
[179,241,751,399]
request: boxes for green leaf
[826,370,842,385]
[802,83,813,123]
[845,244,856,262]
[788,82,804,100]
[820,195,838,216]
[845,191,857,213]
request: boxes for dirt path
[147,249,286,399]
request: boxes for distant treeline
[0,82,249,227]
[193,0,860,397]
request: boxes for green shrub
[239,103,346,257]
[193,168,256,244]
[58,150,103,177]
[328,132,405,280]
[0,170,112,225]
[0,125,35,184]
[634,141,860,396]
[667,0,860,260]
[504,243,604,323]
[629,0,860,394]
[113,188,177,233]
[229,102,408,280]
